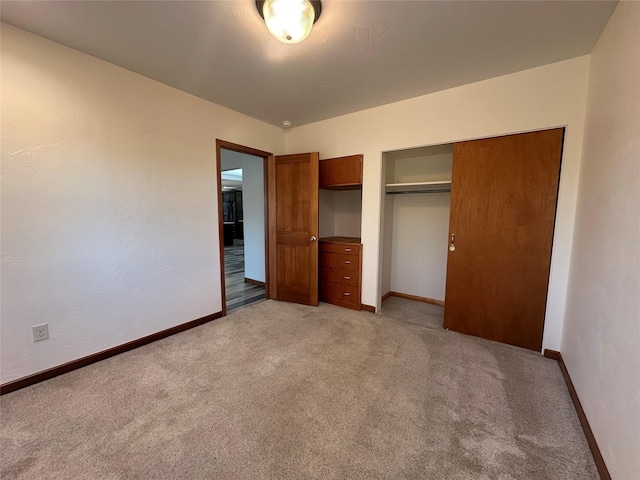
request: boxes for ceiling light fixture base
[256,0,322,44]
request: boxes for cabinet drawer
[319,243,360,255]
[319,252,359,271]
[320,267,359,286]
[319,281,360,308]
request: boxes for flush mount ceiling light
[256,0,322,44]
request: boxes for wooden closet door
[443,129,564,351]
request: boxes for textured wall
[562,2,640,478]
[1,24,283,383]
[286,56,591,351]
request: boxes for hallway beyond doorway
[224,240,265,312]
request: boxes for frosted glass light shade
[262,0,316,44]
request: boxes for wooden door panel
[275,243,313,304]
[443,129,564,351]
[268,153,319,306]
[275,161,311,232]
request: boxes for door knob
[309,236,317,242]
[449,233,456,252]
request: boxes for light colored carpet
[1,298,597,479]
[380,296,444,330]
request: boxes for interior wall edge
[543,350,612,480]
[559,2,640,478]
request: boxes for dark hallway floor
[224,240,265,312]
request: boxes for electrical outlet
[32,323,49,342]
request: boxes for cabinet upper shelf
[385,180,452,193]
[320,154,363,190]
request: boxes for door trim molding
[543,349,611,480]
[216,140,272,316]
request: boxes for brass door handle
[449,233,456,252]
[309,236,317,242]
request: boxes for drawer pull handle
[343,276,351,280]
[344,248,352,252]
[343,292,351,296]
[344,261,351,264]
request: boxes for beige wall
[562,2,640,478]
[286,55,591,352]
[0,24,284,383]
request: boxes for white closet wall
[383,145,453,302]
[389,193,450,300]
[381,194,395,296]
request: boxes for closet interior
[381,143,453,311]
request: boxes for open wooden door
[443,128,564,351]
[268,152,319,306]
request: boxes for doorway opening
[216,140,272,316]
[379,143,453,328]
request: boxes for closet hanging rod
[386,189,452,195]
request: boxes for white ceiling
[1,0,617,127]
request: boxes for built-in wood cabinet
[318,154,364,310]
[319,154,363,189]
[319,237,362,310]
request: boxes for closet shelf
[385,180,452,194]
